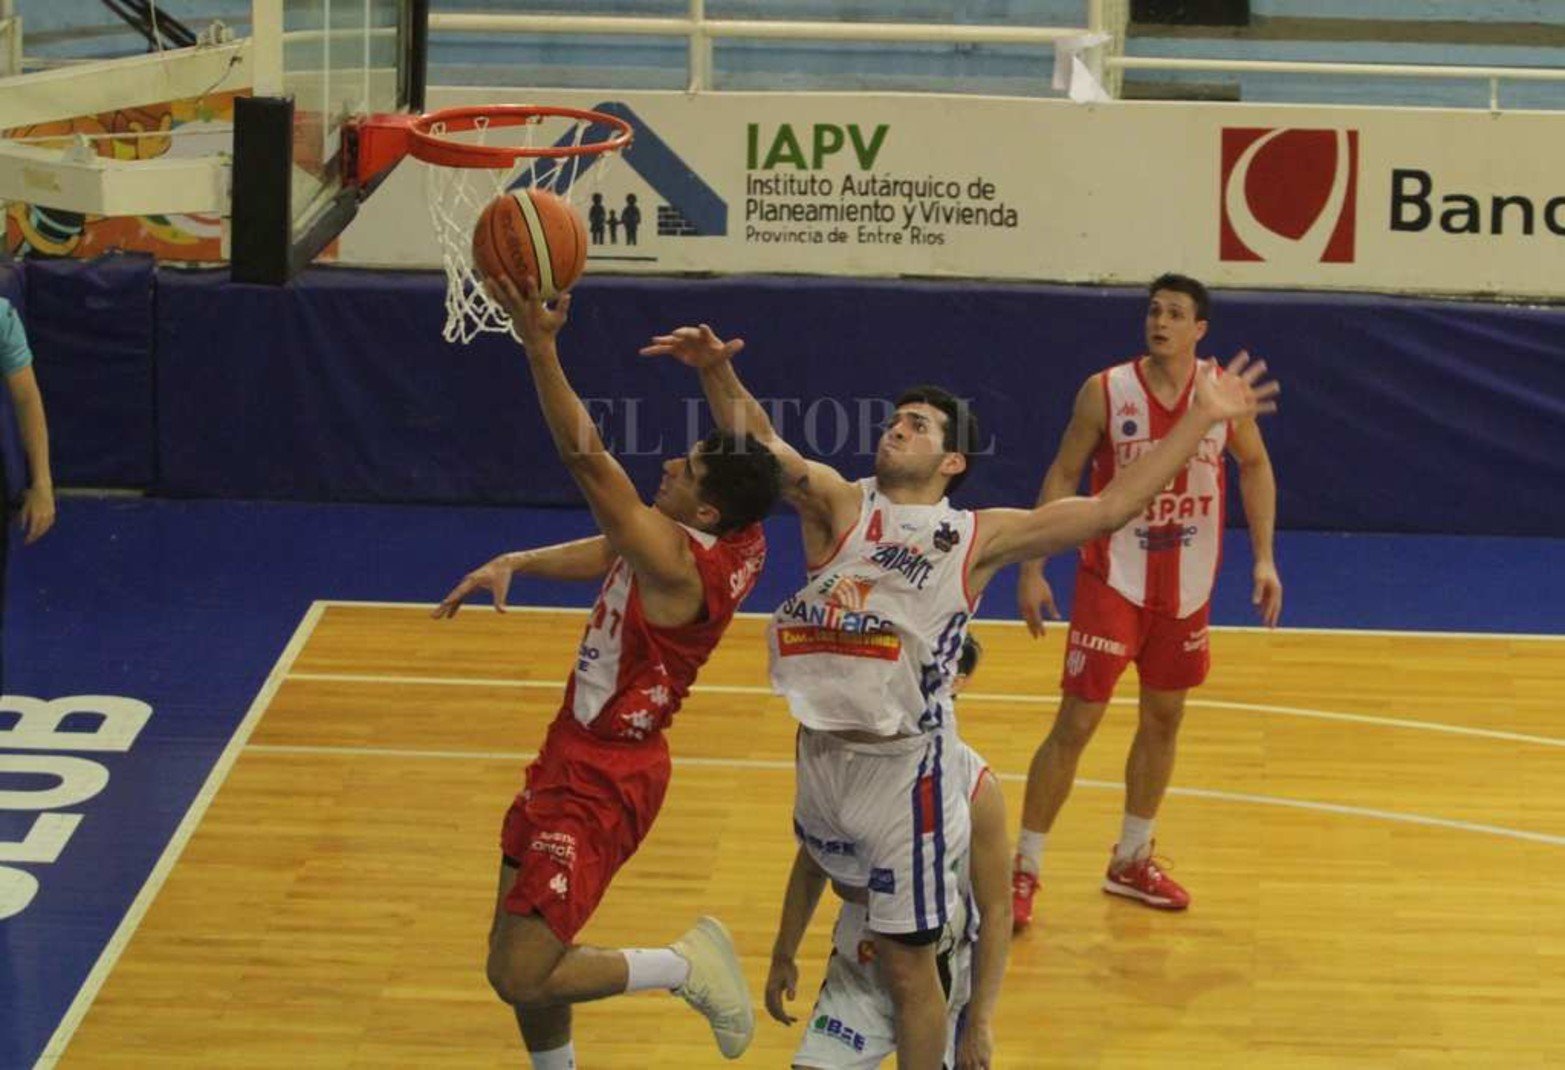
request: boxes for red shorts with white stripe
[500,715,671,943]
[1059,568,1211,703]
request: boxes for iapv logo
[1220,128,1358,264]
[511,101,727,238]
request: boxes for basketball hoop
[354,105,632,344]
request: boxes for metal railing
[1108,55,1565,111]
[426,1,1565,110]
[0,0,18,80]
[427,1,1127,95]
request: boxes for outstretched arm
[489,278,702,625]
[765,846,829,1026]
[432,535,612,618]
[1228,415,1282,627]
[969,354,1279,594]
[641,325,862,559]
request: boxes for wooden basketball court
[58,603,1565,1067]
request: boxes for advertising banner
[338,89,1565,300]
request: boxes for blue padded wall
[156,268,569,503]
[1,259,1558,536]
[151,267,1565,536]
[23,255,156,488]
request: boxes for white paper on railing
[1052,32,1111,92]
[1067,56,1112,103]
[337,88,1565,300]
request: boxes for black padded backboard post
[230,95,293,285]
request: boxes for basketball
[471,189,588,300]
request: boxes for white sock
[1116,814,1155,864]
[529,1042,576,1070]
[1015,829,1047,876]
[622,947,690,992]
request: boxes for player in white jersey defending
[643,321,1278,1068]
[1010,274,1283,930]
[435,279,783,1069]
[767,637,1011,1069]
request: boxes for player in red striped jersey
[1011,274,1284,929]
[435,278,783,1067]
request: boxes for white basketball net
[421,113,621,345]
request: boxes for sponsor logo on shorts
[856,939,877,965]
[1183,627,1210,653]
[812,1014,869,1052]
[1068,629,1128,657]
[1065,649,1088,678]
[869,867,896,894]
[529,830,577,865]
[795,820,857,858]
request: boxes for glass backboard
[233,0,424,282]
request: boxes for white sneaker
[671,915,755,1059]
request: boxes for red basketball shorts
[500,716,671,944]
[1059,569,1211,703]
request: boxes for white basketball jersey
[769,479,978,737]
[1081,359,1229,618]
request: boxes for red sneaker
[1103,843,1190,910]
[1011,869,1039,932]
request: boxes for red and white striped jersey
[559,523,766,742]
[1079,359,1228,619]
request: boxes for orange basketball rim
[346,104,633,345]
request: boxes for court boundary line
[36,601,328,1070]
[316,599,1565,642]
[243,742,1565,848]
[284,672,1565,750]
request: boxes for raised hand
[638,323,744,370]
[484,275,571,357]
[1192,350,1280,424]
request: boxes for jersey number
[591,603,623,639]
[866,510,884,543]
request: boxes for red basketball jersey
[559,523,766,742]
[1079,359,1228,618]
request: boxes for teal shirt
[0,298,32,375]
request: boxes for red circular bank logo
[1220,128,1359,264]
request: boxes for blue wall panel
[153,268,1565,536]
[24,255,156,487]
[0,259,1553,536]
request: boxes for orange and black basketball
[471,188,588,301]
